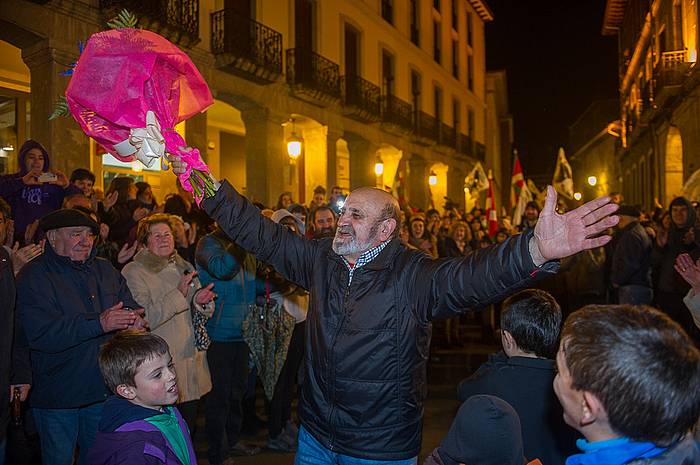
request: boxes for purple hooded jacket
[0,139,78,244]
[88,396,198,465]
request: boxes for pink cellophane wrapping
[65,28,213,193]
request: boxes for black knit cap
[39,208,99,233]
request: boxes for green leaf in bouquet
[107,9,139,30]
[49,95,70,120]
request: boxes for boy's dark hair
[562,305,700,444]
[501,289,561,358]
[99,330,170,393]
[70,168,96,184]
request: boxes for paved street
[193,325,497,465]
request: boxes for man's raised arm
[424,186,619,320]
[172,157,316,289]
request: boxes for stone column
[326,128,343,191]
[407,154,429,210]
[447,166,466,210]
[186,111,208,161]
[241,106,287,206]
[23,41,90,174]
[346,134,378,189]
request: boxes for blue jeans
[618,285,653,305]
[33,402,104,465]
[294,425,417,465]
[0,437,6,465]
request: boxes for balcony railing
[475,142,486,161]
[210,10,282,83]
[100,0,199,45]
[458,133,473,156]
[657,50,691,88]
[440,122,456,148]
[416,111,439,141]
[341,75,381,121]
[381,94,414,131]
[286,48,341,101]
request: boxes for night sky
[485,0,619,180]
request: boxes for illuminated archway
[665,126,684,206]
[375,144,403,192]
[207,99,246,192]
[428,162,449,213]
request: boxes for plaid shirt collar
[340,240,389,284]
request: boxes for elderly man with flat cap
[172,157,619,465]
[16,208,146,465]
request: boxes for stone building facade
[603,0,700,208]
[0,0,500,211]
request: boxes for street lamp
[374,156,384,176]
[286,119,303,160]
[573,192,582,201]
[587,176,597,187]
[429,171,438,186]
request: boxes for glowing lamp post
[428,171,438,186]
[374,158,384,176]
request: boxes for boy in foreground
[554,305,700,465]
[88,330,198,465]
[457,289,577,464]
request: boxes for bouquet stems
[188,169,217,204]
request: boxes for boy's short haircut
[70,168,96,184]
[99,330,170,393]
[562,305,700,444]
[501,289,562,358]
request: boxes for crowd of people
[0,138,699,465]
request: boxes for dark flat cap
[39,208,99,233]
[617,204,641,218]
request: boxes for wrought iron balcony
[286,48,341,102]
[416,111,439,142]
[341,75,381,122]
[657,50,691,87]
[100,0,199,46]
[458,133,473,157]
[380,94,414,132]
[211,9,282,83]
[475,141,486,161]
[440,122,457,149]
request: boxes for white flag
[465,162,489,193]
[512,182,533,226]
[552,147,574,200]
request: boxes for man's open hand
[532,186,619,264]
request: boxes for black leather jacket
[203,181,557,460]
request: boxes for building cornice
[468,0,494,22]
[602,0,627,35]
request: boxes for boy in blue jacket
[88,330,197,465]
[554,305,700,465]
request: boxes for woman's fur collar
[134,248,190,274]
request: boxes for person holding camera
[0,140,81,245]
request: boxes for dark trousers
[205,341,249,464]
[177,400,199,438]
[268,321,306,438]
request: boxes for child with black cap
[423,395,542,465]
